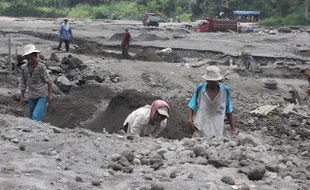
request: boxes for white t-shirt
[123,107,167,137]
[188,83,232,138]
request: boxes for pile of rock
[108,150,136,174]
[44,53,121,93]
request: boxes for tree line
[0,0,308,24]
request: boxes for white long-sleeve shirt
[123,107,167,137]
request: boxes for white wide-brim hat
[22,44,40,56]
[202,66,223,81]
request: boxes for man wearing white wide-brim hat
[187,66,236,138]
[19,44,52,122]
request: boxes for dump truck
[142,13,160,27]
[194,18,237,32]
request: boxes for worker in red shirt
[121,26,131,59]
[301,68,310,102]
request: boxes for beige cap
[22,44,40,56]
[157,107,169,118]
[202,66,222,81]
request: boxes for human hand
[20,97,26,107]
[125,45,129,48]
[48,94,53,102]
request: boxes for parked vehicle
[142,13,160,27]
[193,18,237,32]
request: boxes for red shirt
[121,32,131,47]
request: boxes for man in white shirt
[123,100,170,137]
[187,66,236,138]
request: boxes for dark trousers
[122,47,129,59]
[57,39,70,52]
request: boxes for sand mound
[162,52,184,63]
[109,33,123,41]
[133,49,163,62]
[71,43,122,59]
[86,89,190,139]
[297,49,310,57]
[137,34,169,41]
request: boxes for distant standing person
[187,66,236,138]
[301,68,310,102]
[121,26,131,59]
[57,18,72,52]
[20,44,52,122]
[122,100,170,137]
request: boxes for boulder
[50,53,60,62]
[56,76,72,92]
[118,156,130,166]
[149,152,164,164]
[60,55,87,70]
[193,145,208,157]
[82,73,104,83]
[207,158,229,168]
[121,150,135,162]
[157,148,168,157]
[108,162,122,171]
[299,128,310,138]
[248,166,266,180]
[123,166,133,173]
[151,183,165,190]
[264,80,278,89]
[196,156,208,165]
[47,66,62,73]
[221,176,235,185]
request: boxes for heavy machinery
[142,13,160,27]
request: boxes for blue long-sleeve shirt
[59,23,72,40]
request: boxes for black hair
[301,69,309,73]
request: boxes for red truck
[194,18,237,32]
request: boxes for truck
[193,18,237,32]
[142,13,160,27]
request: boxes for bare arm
[20,89,26,106]
[151,119,167,138]
[188,108,194,122]
[187,108,197,131]
[19,68,27,106]
[47,82,52,101]
[226,113,236,135]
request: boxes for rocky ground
[0,17,310,189]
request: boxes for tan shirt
[19,63,51,99]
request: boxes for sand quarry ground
[0,17,310,190]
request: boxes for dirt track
[0,17,310,190]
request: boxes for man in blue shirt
[57,18,72,52]
[187,66,236,138]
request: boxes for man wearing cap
[20,44,52,122]
[57,18,72,52]
[122,100,170,137]
[121,26,131,59]
[301,68,310,102]
[187,66,236,138]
